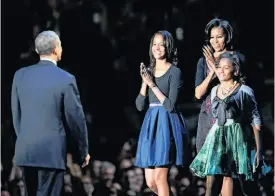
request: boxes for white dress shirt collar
[40,57,57,65]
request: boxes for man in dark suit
[11,30,90,196]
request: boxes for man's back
[12,60,80,170]
[11,30,89,196]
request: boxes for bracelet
[150,84,156,89]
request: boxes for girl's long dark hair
[148,30,178,69]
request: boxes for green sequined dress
[190,85,271,180]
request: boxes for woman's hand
[203,45,217,77]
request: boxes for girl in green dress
[189,52,271,196]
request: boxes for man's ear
[52,47,57,55]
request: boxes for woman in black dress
[194,18,245,196]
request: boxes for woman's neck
[214,49,227,58]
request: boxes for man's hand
[82,154,90,168]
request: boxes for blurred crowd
[2,0,274,195]
[1,131,274,196]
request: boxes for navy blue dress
[135,65,188,168]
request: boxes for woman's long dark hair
[205,18,234,51]
[149,30,178,69]
[218,52,246,84]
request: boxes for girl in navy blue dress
[135,30,188,196]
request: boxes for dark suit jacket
[11,60,88,170]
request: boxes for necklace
[220,81,237,98]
